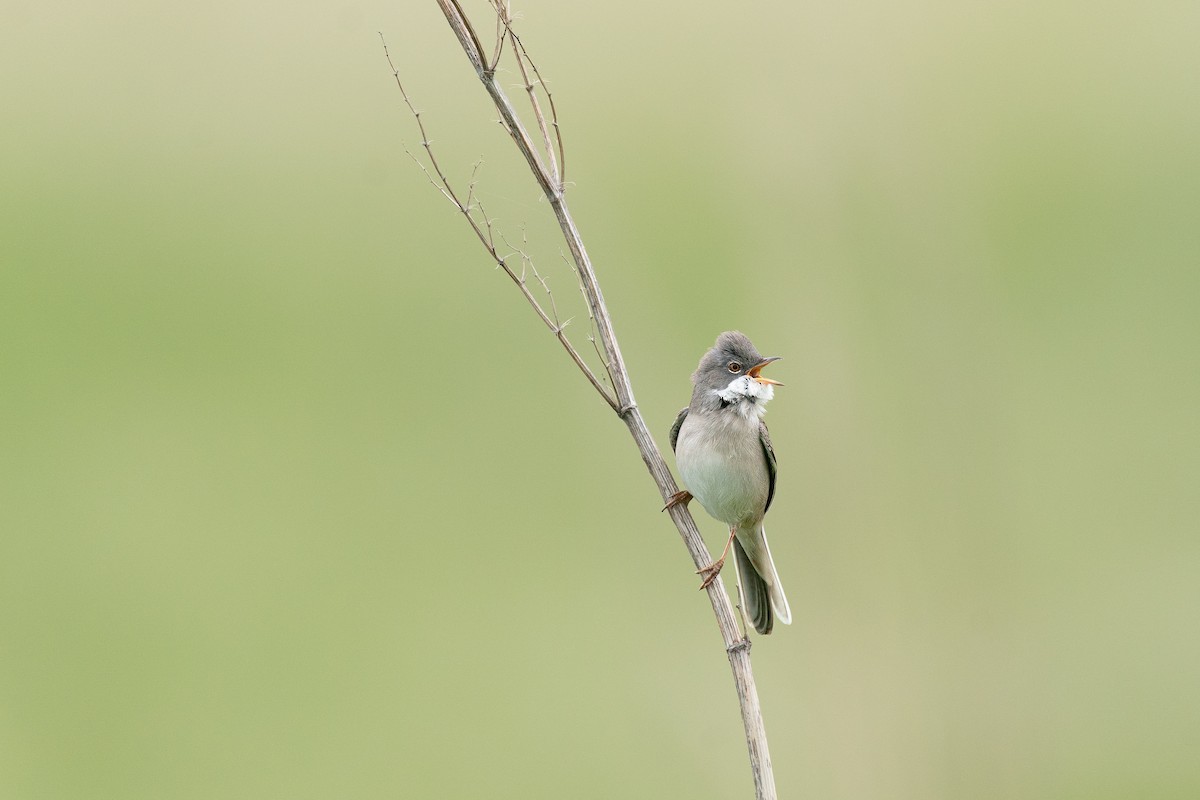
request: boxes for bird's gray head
[690,331,782,414]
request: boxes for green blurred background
[2,1,1198,797]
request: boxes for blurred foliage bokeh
[2,1,1198,798]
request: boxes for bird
[666,331,792,635]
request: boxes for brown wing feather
[759,421,777,513]
[668,407,689,453]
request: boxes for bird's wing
[759,421,778,513]
[668,407,689,453]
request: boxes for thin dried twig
[501,228,567,330]
[490,0,564,190]
[488,0,507,70]
[381,31,615,409]
[561,250,615,390]
[388,5,779,799]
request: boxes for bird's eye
[728,361,743,373]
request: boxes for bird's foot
[696,526,738,590]
[696,557,726,590]
[662,490,692,512]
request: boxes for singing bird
[667,331,791,635]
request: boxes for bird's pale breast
[676,410,770,528]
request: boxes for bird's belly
[677,420,768,527]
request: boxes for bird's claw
[662,490,692,512]
[696,557,726,590]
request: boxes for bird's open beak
[748,356,783,386]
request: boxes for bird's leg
[662,490,692,512]
[697,527,737,590]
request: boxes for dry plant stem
[413,3,778,798]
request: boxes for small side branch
[381,31,616,411]
[490,0,564,191]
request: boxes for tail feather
[734,538,773,634]
[733,526,791,635]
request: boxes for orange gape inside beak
[748,357,783,386]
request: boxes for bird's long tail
[733,526,791,635]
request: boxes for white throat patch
[714,376,774,420]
